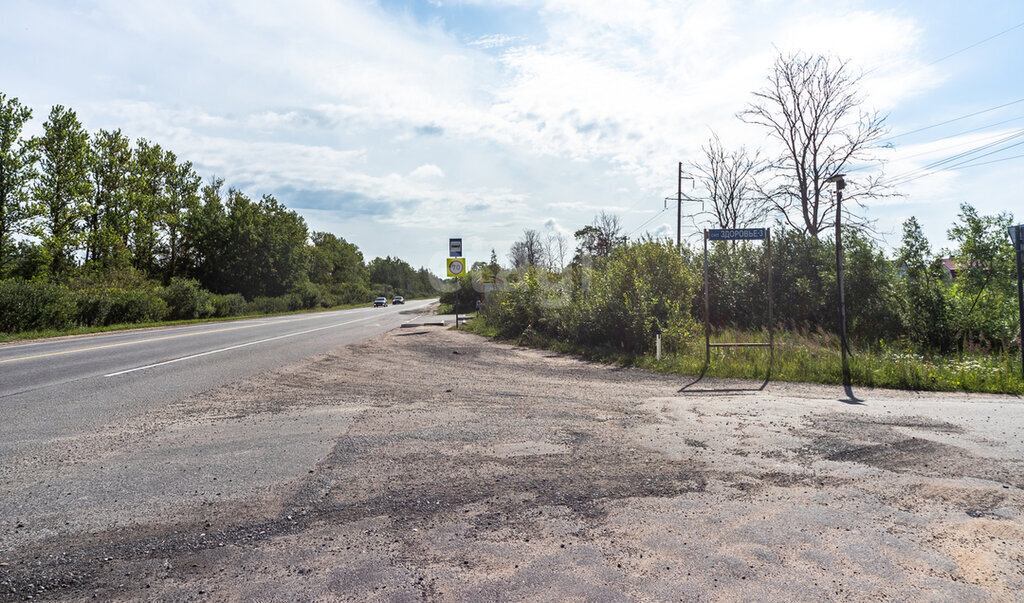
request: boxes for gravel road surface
[2,325,1022,601]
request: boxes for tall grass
[652,329,1023,394]
[465,321,1023,395]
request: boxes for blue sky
[2,0,1022,271]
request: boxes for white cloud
[410,164,446,179]
[469,34,523,48]
[3,0,979,267]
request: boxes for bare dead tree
[544,229,568,272]
[574,211,626,261]
[739,52,887,237]
[689,133,767,229]
[509,228,546,269]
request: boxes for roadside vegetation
[0,93,440,337]
[463,215,1022,395]
[462,52,1022,395]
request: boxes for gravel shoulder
[2,325,1023,601]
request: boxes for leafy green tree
[487,249,501,279]
[946,203,1016,349]
[192,189,308,299]
[842,228,900,342]
[182,177,228,288]
[86,129,134,269]
[6,240,47,279]
[309,231,367,287]
[129,139,175,276]
[30,105,93,275]
[894,217,951,350]
[369,256,408,296]
[0,94,35,276]
[768,229,834,330]
[160,159,201,281]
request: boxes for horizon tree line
[0,93,439,309]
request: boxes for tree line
[0,93,438,333]
[474,202,1016,359]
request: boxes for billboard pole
[1012,224,1024,378]
[827,175,851,388]
[703,230,710,367]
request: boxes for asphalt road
[2,325,1021,600]
[0,300,435,452]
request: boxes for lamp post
[1010,224,1024,378]
[826,174,851,388]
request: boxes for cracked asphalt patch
[2,327,1023,600]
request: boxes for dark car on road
[392,296,405,305]
[373,297,388,307]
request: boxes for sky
[2,0,1022,272]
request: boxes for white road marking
[105,314,383,377]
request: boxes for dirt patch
[2,327,1023,600]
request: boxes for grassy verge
[462,321,1024,395]
[0,301,372,344]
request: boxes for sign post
[703,228,773,374]
[1011,224,1024,378]
[447,256,466,326]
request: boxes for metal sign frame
[449,238,463,257]
[703,228,774,373]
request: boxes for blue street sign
[708,228,767,241]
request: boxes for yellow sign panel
[447,257,466,277]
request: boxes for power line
[843,119,1024,176]
[887,148,1024,186]
[880,97,1024,143]
[627,207,669,238]
[884,132,1024,187]
[885,136,1022,188]
[886,114,1024,160]
[928,20,1024,65]
[954,151,1024,169]
[904,127,1024,169]
[931,138,1024,172]
[884,125,1024,165]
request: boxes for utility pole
[671,163,693,250]
[677,161,683,249]
[827,174,851,388]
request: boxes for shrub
[210,293,246,317]
[483,268,555,339]
[291,281,330,309]
[334,282,370,305]
[572,239,699,354]
[161,277,214,320]
[74,287,167,326]
[438,275,480,313]
[245,295,291,315]
[0,278,77,333]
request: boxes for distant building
[940,258,959,280]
